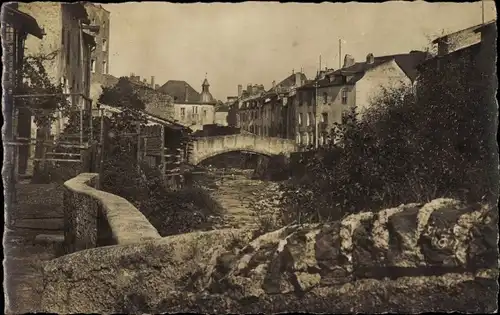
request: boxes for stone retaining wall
[43,198,498,313]
[63,173,161,254]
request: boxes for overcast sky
[101,1,496,101]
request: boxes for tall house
[157,77,217,131]
[85,3,110,75]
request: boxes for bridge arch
[188,134,297,165]
[193,148,273,166]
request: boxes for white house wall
[355,59,411,114]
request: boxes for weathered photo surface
[2,1,498,313]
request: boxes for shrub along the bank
[280,54,497,224]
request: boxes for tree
[17,54,72,183]
[281,42,497,224]
[98,77,145,110]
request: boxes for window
[102,39,107,52]
[341,112,349,125]
[194,106,198,114]
[298,113,303,126]
[296,133,301,145]
[66,31,70,65]
[323,92,328,104]
[341,88,348,104]
[91,59,95,72]
[102,61,107,74]
[322,112,328,123]
[203,109,207,118]
[180,107,186,119]
[307,113,314,126]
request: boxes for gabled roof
[268,72,308,93]
[157,80,201,103]
[299,51,428,90]
[339,51,428,82]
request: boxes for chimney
[237,84,242,97]
[295,73,302,87]
[252,84,258,95]
[247,83,252,94]
[130,72,134,77]
[343,54,355,68]
[184,84,189,102]
[272,80,276,89]
[151,76,155,88]
[366,53,374,64]
[143,78,147,84]
[155,84,160,90]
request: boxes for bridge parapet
[189,134,297,165]
[63,173,161,254]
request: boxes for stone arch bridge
[189,134,298,165]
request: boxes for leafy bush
[281,50,497,224]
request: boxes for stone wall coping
[64,173,161,245]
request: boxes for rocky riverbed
[197,168,285,231]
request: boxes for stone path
[4,181,65,314]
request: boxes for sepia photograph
[2,1,498,313]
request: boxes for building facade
[16,2,97,173]
[158,78,217,131]
[20,2,96,109]
[233,73,307,140]
[1,3,44,179]
[84,3,110,75]
[294,51,427,149]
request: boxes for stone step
[14,218,64,231]
[34,234,65,245]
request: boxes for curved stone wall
[63,173,161,254]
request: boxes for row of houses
[226,20,496,149]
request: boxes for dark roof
[339,51,428,82]
[299,51,428,90]
[64,3,90,23]
[2,4,44,39]
[432,20,497,44]
[216,104,230,112]
[268,72,308,93]
[473,20,497,34]
[157,80,201,103]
